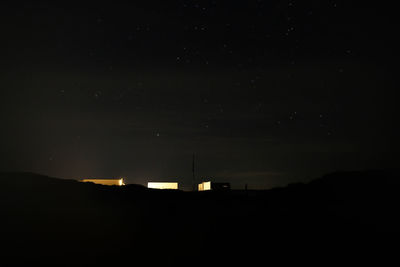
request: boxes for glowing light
[198,181,211,191]
[148,182,178,190]
[80,178,125,186]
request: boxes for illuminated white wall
[198,181,211,191]
[148,182,178,190]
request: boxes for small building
[198,181,231,191]
[80,178,125,186]
[147,182,179,190]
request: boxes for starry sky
[0,1,398,190]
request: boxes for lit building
[198,181,230,191]
[80,178,125,186]
[198,181,211,191]
[147,182,179,190]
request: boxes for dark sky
[0,1,398,189]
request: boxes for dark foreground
[1,170,399,266]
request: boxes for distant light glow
[80,178,125,186]
[148,182,178,190]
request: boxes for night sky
[0,1,398,190]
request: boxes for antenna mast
[192,153,195,191]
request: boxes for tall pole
[192,153,195,191]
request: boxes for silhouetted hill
[1,170,399,266]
